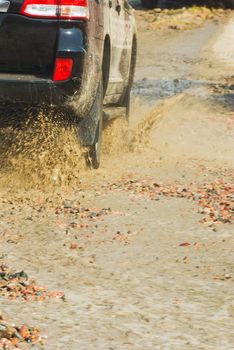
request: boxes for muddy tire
[121,36,137,121]
[226,0,234,9]
[77,78,104,169]
[121,87,131,121]
[141,0,160,9]
[87,80,104,169]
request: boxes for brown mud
[0,5,234,350]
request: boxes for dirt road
[0,5,233,350]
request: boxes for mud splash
[0,107,86,191]
[0,89,230,194]
[0,95,171,193]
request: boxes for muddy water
[0,12,234,350]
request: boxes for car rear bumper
[0,74,80,105]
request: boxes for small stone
[70,243,78,250]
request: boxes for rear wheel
[226,0,234,8]
[78,78,104,169]
[121,36,137,121]
[87,93,103,169]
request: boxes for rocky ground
[0,2,233,350]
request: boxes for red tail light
[20,0,89,20]
[60,0,89,19]
[53,58,73,81]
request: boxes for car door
[108,0,133,94]
[0,0,58,78]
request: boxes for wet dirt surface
[0,3,234,350]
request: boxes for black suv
[0,0,137,168]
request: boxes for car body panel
[104,0,136,99]
[0,14,58,76]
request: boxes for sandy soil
[0,5,233,350]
